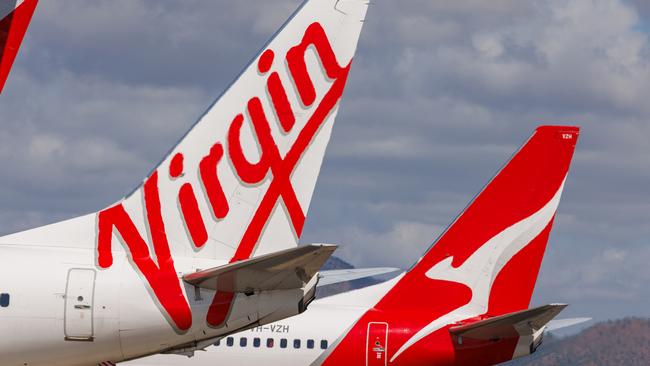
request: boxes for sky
[1,0,649,325]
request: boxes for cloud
[0,65,204,226]
[333,220,445,269]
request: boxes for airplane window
[267,338,274,348]
[0,293,9,308]
[293,339,301,349]
[280,338,288,348]
[253,338,261,348]
[307,339,315,349]
[214,339,221,347]
[320,340,328,349]
[240,337,247,347]
[226,337,234,347]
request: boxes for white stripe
[390,179,567,362]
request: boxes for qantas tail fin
[378,126,579,361]
[0,0,38,94]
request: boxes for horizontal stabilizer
[450,304,568,340]
[317,268,401,287]
[547,317,591,332]
[183,244,337,293]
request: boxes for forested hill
[506,318,650,366]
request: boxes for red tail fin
[385,126,579,361]
[320,127,579,366]
[0,0,38,94]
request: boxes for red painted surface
[322,127,580,366]
[199,143,229,220]
[97,172,193,331]
[95,22,356,331]
[169,153,184,178]
[257,49,274,73]
[210,22,352,326]
[287,22,344,107]
[268,71,296,132]
[0,0,38,94]
[179,183,208,248]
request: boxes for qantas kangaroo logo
[95,22,353,332]
[390,180,567,362]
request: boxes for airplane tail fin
[0,0,38,94]
[379,126,579,361]
[388,126,578,311]
[1,0,369,261]
[96,0,369,263]
[0,0,369,332]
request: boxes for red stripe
[97,172,193,331]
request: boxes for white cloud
[334,220,445,269]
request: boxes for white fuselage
[0,244,312,366]
[124,279,398,366]
[125,303,353,366]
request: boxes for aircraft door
[366,322,388,366]
[64,268,96,341]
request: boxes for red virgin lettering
[199,143,230,219]
[286,22,345,107]
[170,152,209,248]
[179,183,209,248]
[206,273,236,326]
[207,292,235,326]
[258,49,275,73]
[97,21,353,332]
[228,96,305,246]
[228,113,270,184]
[268,72,296,132]
[208,22,353,327]
[97,172,193,331]
[169,153,184,178]
[258,48,296,132]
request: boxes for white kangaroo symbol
[390,179,566,362]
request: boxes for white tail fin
[1,0,369,263]
[0,0,369,331]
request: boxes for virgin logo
[95,22,353,332]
